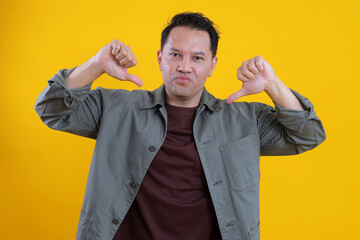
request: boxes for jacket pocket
[219,134,260,191]
[76,211,93,240]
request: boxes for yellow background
[1,0,359,239]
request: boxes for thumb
[226,88,247,104]
[124,72,143,87]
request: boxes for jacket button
[130,182,138,188]
[112,219,119,225]
[65,97,73,103]
[149,146,156,152]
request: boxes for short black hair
[161,12,220,58]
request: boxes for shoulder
[92,87,155,104]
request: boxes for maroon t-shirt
[113,104,222,240]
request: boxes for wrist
[88,56,106,77]
[264,77,304,110]
[65,57,105,90]
[264,77,286,99]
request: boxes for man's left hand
[226,55,277,104]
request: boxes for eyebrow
[169,47,180,52]
[194,51,206,56]
[169,47,206,56]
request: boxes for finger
[240,61,255,79]
[119,56,132,66]
[119,53,135,67]
[237,70,249,82]
[255,55,264,72]
[124,72,143,87]
[247,57,259,75]
[111,40,122,56]
[124,58,137,68]
[237,67,249,81]
[226,88,247,104]
[115,45,128,61]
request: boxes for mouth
[175,75,192,83]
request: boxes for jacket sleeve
[257,90,326,156]
[34,68,103,139]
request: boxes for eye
[194,56,204,61]
[170,53,180,57]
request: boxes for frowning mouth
[174,75,192,83]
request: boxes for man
[35,12,326,240]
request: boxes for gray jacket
[35,68,326,240]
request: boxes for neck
[165,93,202,107]
[165,96,200,107]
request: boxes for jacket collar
[199,87,222,112]
[140,85,167,109]
[140,85,222,112]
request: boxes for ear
[157,50,162,71]
[208,56,218,77]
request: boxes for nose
[177,58,192,73]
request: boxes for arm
[256,91,326,155]
[227,55,326,155]
[35,40,141,138]
[226,55,303,110]
[66,39,142,89]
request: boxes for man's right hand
[65,40,142,89]
[94,40,143,87]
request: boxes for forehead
[164,26,211,53]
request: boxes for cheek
[161,65,173,83]
[161,61,171,74]
[198,67,211,78]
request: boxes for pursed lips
[174,75,192,83]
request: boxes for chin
[173,90,192,99]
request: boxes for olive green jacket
[35,68,326,240]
